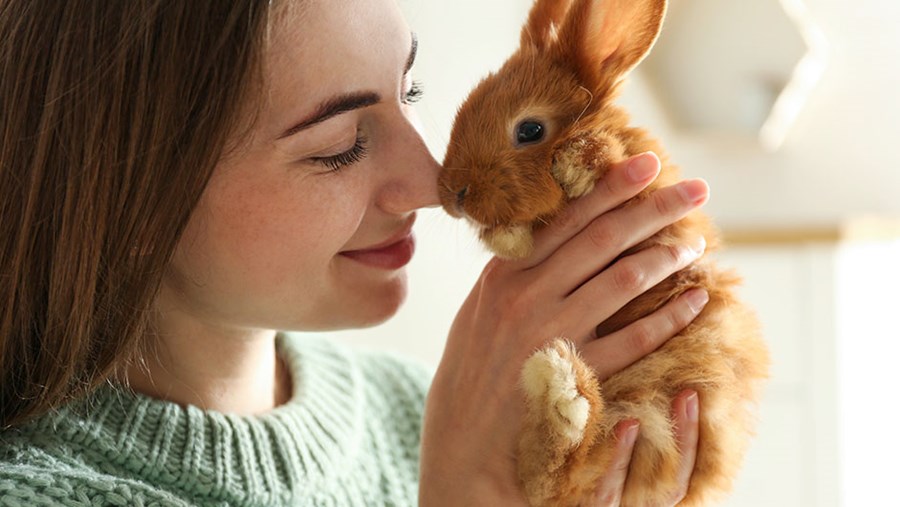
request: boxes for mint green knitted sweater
[0,333,433,506]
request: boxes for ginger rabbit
[438,0,770,505]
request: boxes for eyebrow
[277,32,419,140]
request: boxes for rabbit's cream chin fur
[480,223,534,259]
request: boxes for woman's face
[159,0,440,333]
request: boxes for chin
[347,271,409,328]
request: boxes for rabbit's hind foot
[521,339,591,447]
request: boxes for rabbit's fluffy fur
[438,0,770,505]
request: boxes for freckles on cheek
[209,177,352,281]
[207,182,306,279]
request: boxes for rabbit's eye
[516,121,544,145]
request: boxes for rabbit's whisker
[573,85,594,126]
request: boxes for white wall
[834,241,900,507]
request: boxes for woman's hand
[591,390,700,506]
[419,152,709,506]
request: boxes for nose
[376,109,442,214]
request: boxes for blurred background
[295,0,900,504]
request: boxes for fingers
[522,152,662,268]
[588,394,698,507]
[590,420,640,506]
[588,392,699,507]
[580,288,709,381]
[537,177,709,297]
[668,389,700,505]
[561,221,706,342]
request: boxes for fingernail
[676,179,708,204]
[686,289,709,314]
[627,152,659,182]
[689,235,707,257]
[685,391,699,422]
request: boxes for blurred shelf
[641,0,827,151]
[722,216,900,246]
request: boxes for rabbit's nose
[456,186,469,208]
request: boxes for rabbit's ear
[519,0,576,50]
[555,0,667,91]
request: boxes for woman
[0,0,709,505]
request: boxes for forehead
[263,0,410,125]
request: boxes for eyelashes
[403,80,424,105]
[310,133,369,172]
[310,80,425,173]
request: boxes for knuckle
[628,322,657,354]
[600,172,618,198]
[553,205,585,236]
[667,236,704,269]
[666,243,690,266]
[586,220,618,250]
[652,189,677,217]
[666,303,692,333]
[613,452,632,473]
[613,261,646,293]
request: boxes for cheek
[185,172,366,293]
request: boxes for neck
[123,316,292,415]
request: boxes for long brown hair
[0,0,278,429]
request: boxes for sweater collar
[26,333,365,505]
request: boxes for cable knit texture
[0,333,432,506]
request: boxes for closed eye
[309,134,369,172]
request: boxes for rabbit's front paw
[552,132,626,198]
[521,339,590,447]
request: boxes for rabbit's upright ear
[519,0,576,50]
[555,0,667,92]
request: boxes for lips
[338,218,417,270]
